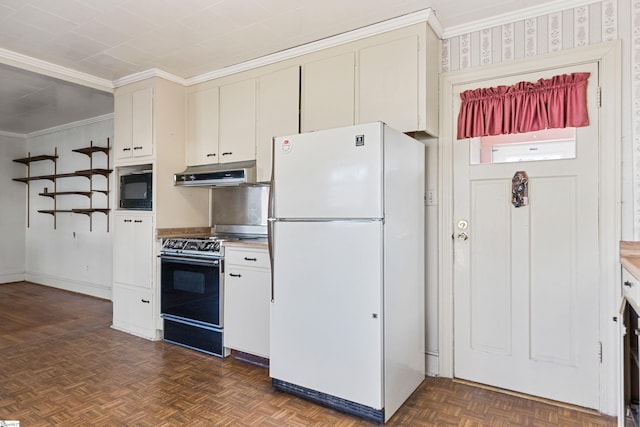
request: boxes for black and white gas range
[159,232,265,357]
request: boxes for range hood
[174,161,257,187]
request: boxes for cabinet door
[114,87,153,162]
[256,66,300,183]
[301,53,355,132]
[224,266,270,357]
[186,87,219,166]
[219,79,256,163]
[131,87,153,157]
[359,36,419,132]
[114,92,133,161]
[113,214,153,289]
[112,285,155,335]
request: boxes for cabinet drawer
[225,248,269,269]
[623,268,640,309]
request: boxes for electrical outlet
[426,190,437,206]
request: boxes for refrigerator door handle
[268,218,275,302]
[268,136,276,302]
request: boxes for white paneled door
[453,62,600,408]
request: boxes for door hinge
[597,86,602,108]
[598,341,603,363]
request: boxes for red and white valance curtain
[456,72,590,139]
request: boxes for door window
[470,127,576,165]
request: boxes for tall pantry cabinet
[112,77,209,340]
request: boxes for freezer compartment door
[273,123,383,219]
[270,220,383,408]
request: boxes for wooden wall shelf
[39,191,93,198]
[13,139,112,231]
[13,154,58,165]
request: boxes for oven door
[160,255,221,328]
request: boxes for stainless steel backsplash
[210,185,269,227]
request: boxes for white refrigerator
[268,122,425,423]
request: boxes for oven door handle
[159,255,220,266]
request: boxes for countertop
[620,241,640,280]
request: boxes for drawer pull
[624,281,634,288]
[222,152,233,156]
[229,273,242,278]
[141,299,150,304]
[244,257,257,262]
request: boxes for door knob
[457,232,469,241]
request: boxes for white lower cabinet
[224,246,270,358]
[112,212,159,340]
[112,285,155,338]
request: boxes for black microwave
[119,172,152,210]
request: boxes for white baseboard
[426,351,439,377]
[25,272,111,300]
[0,273,26,284]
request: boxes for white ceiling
[0,0,566,135]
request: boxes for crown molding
[0,130,26,139]
[185,8,438,86]
[27,113,114,138]
[442,0,598,38]
[112,68,186,88]
[2,9,439,91]
[0,48,114,92]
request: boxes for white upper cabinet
[186,87,219,166]
[256,66,300,183]
[301,53,355,133]
[219,78,256,163]
[300,23,438,136]
[115,87,153,163]
[184,22,439,170]
[358,35,419,133]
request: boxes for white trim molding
[184,9,439,86]
[113,68,186,88]
[0,130,26,139]
[0,273,26,284]
[26,113,114,139]
[0,8,440,90]
[0,48,113,92]
[25,273,111,300]
[633,0,640,240]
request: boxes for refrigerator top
[272,122,384,219]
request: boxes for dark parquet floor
[0,282,617,426]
